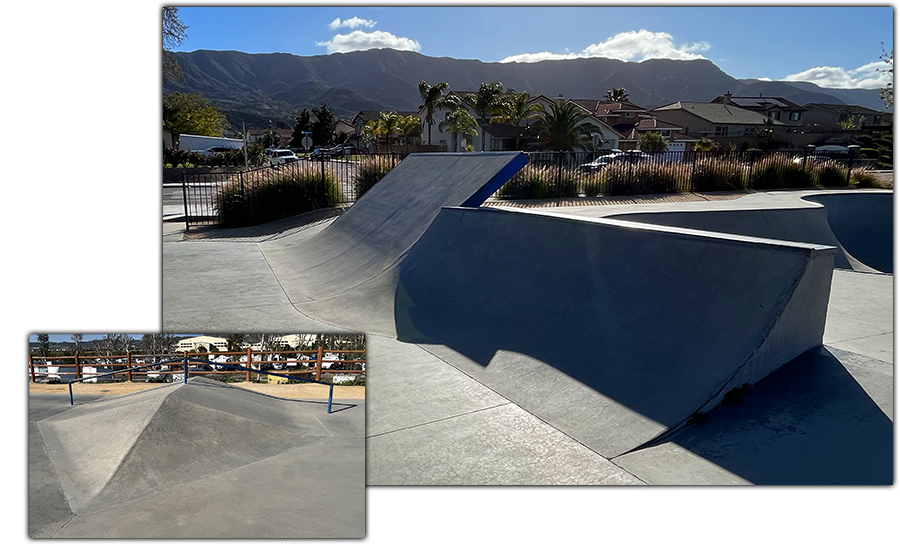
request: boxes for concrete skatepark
[29,377,365,537]
[163,152,893,485]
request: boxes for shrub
[496,166,552,199]
[692,158,747,192]
[750,154,815,190]
[602,162,685,195]
[859,147,879,159]
[850,168,892,189]
[354,156,395,199]
[812,161,848,189]
[216,166,342,227]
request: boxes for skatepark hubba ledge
[162,153,893,485]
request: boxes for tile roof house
[618,117,699,152]
[709,92,806,128]
[650,101,779,140]
[800,103,892,132]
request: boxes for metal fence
[181,149,874,227]
[182,153,405,228]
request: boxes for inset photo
[28,333,365,539]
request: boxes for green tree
[492,91,543,149]
[419,81,456,146]
[163,92,227,136]
[37,334,50,356]
[261,129,280,149]
[163,7,188,83]
[360,119,383,151]
[605,88,630,102]
[311,104,336,147]
[754,116,778,150]
[464,82,505,151]
[531,101,600,151]
[439,108,478,152]
[289,109,313,149]
[226,334,245,353]
[638,131,669,153]
[694,136,719,152]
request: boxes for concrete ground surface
[29,377,365,538]
[162,154,892,485]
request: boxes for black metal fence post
[181,172,190,231]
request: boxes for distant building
[176,335,228,352]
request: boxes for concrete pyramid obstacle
[33,378,364,537]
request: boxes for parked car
[793,155,833,165]
[200,146,240,156]
[579,151,650,173]
[269,149,299,164]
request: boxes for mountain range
[164,48,890,129]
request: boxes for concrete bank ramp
[34,378,363,537]
[394,207,836,457]
[260,152,527,301]
[607,191,892,273]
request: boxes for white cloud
[784,60,891,89]
[328,17,376,30]
[317,30,421,54]
[500,30,710,64]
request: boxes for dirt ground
[28,381,365,400]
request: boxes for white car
[269,149,299,164]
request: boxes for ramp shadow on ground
[630,348,893,485]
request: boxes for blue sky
[174,5,894,90]
[28,334,196,343]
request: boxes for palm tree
[439,108,478,152]
[418,81,455,146]
[492,91,544,149]
[398,115,422,153]
[605,88,629,102]
[378,111,403,153]
[360,119,383,152]
[464,82,505,151]
[531,101,600,151]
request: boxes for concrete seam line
[33,423,74,528]
[825,331,894,345]
[49,514,76,538]
[413,344,644,482]
[366,402,513,439]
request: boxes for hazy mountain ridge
[165,48,889,128]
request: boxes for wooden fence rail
[29,347,365,383]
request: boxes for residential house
[710,92,806,129]
[618,117,699,153]
[800,103,892,132]
[334,119,354,143]
[163,125,180,149]
[247,128,292,148]
[649,101,781,148]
